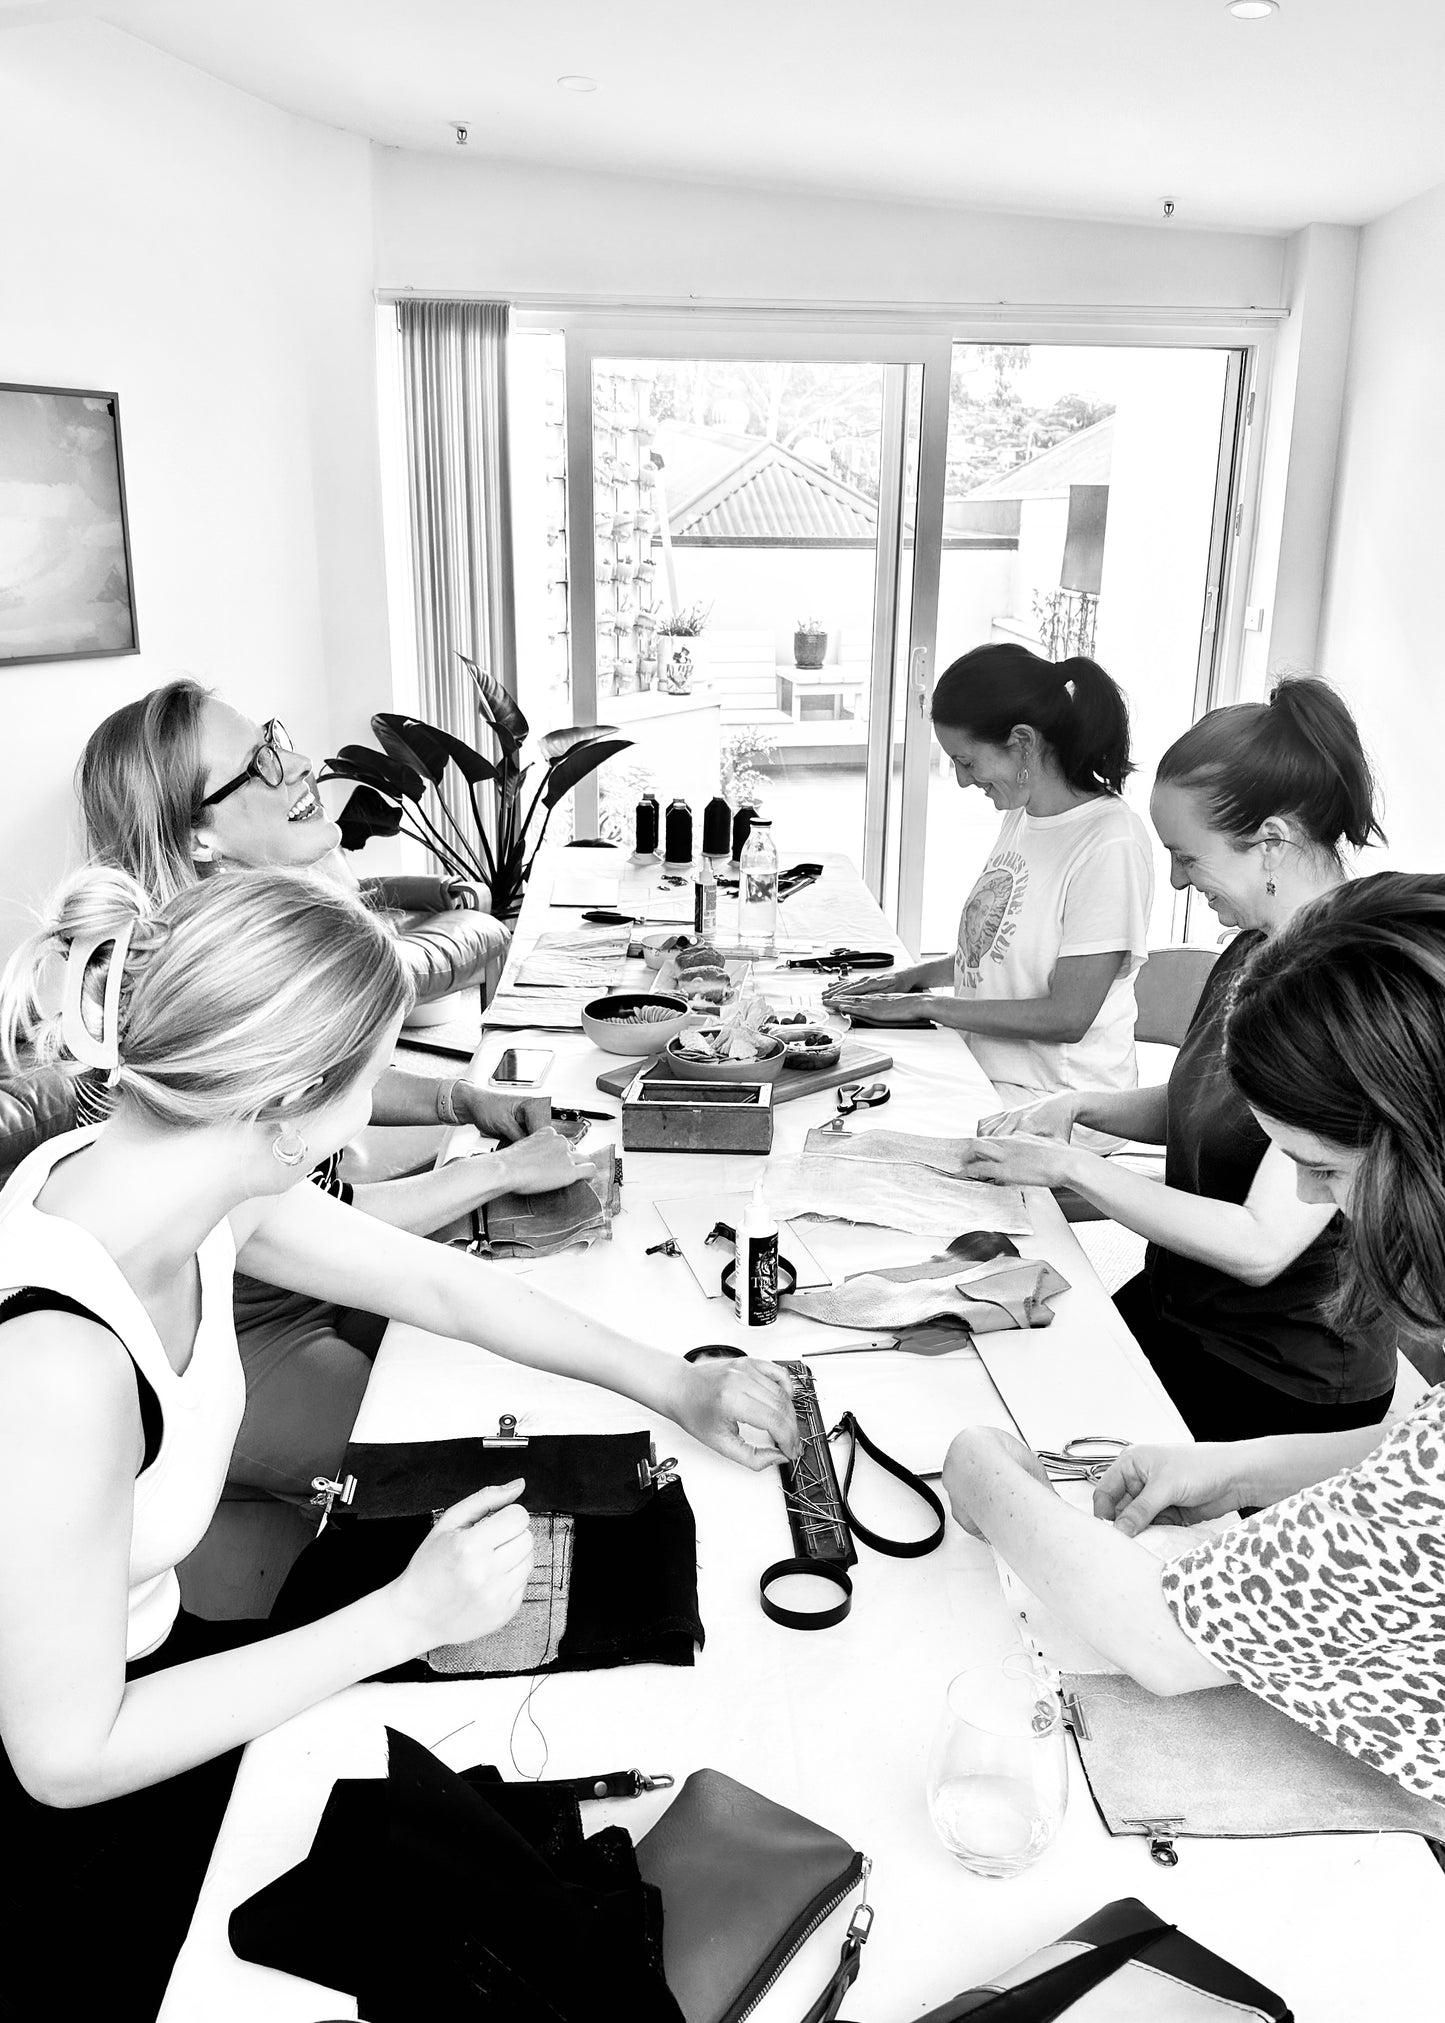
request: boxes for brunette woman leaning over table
[827,642,1153,1149]
[962,678,1397,1441]
[946,874,1445,1811]
[0,867,797,2020]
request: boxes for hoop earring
[272,1127,309,1169]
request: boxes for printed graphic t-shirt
[953,795,1154,1102]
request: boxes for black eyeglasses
[200,719,294,808]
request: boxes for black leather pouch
[636,1768,868,2023]
[915,1896,1290,2021]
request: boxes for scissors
[1034,1435,1130,1483]
[821,1081,891,1130]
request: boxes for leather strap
[802,1898,874,2023]
[718,1253,800,1303]
[832,1412,947,1559]
[759,1555,854,1631]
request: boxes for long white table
[162,850,1441,2021]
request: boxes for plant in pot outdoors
[793,615,828,670]
[655,601,710,695]
[321,654,630,925]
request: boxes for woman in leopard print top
[946,872,1445,1804]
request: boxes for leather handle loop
[759,1555,853,1631]
[832,1412,946,1559]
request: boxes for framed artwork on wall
[0,381,139,666]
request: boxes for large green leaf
[373,713,497,788]
[538,723,623,762]
[322,746,424,803]
[335,784,404,851]
[544,737,633,809]
[458,654,529,756]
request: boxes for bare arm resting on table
[235,1179,800,1472]
[0,1311,535,1805]
[831,950,1128,1044]
[978,1083,1170,1146]
[959,1133,1334,1286]
[349,1129,599,1236]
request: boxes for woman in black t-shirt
[960,678,1396,1439]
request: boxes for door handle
[910,645,929,717]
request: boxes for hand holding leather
[455,1085,551,1142]
[493,1129,600,1196]
[392,1481,535,1650]
[977,1090,1081,1142]
[958,1131,1081,1190]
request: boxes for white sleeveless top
[0,1129,246,1660]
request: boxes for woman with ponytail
[0,868,797,2016]
[966,678,1397,1439]
[829,643,1154,1133]
[943,873,1445,1811]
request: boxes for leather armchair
[0,1064,78,1189]
[360,875,510,1008]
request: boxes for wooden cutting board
[595,1038,894,1104]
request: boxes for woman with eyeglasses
[74,682,584,1502]
[0,864,798,2018]
[944,873,1445,1812]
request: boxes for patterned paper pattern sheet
[762,1154,1031,1238]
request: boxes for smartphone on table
[490,1048,554,1086]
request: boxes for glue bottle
[735,1177,780,1328]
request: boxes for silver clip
[1061,1691,1091,1741]
[1124,1816,1184,1866]
[637,1771,675,1792]
[638,1452,679,1490]
[483,1412,530,1449]
[309,1471,356,1533]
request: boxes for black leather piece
[341,1429,657,1519]
[759,1555,853,1631]
[271,1480,702,1680]
[230,1728,683,2023]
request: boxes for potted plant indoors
[793,615,828,670]
[656,601,710,694]
[321,654,630,924]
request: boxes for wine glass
[926,1653,1068,1877]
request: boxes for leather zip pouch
[327,1424,667,1521]
[917,1896,1290,2021]
[1062,1671,1445,1865]
[636,1768,870,2023]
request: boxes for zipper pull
[846,1854,874,1946]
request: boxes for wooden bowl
[664,1028,788,1084]
[582,992,691,1056]
[768,1022,843,1070]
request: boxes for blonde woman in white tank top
[0,866,798,2019]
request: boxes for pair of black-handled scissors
[821,1081,891,1130]
[784,948,895,973]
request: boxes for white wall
[1317,178,1445,871]
[373,152,1286,310]
[0,22,387,956]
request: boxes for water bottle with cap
[739,817,779,957]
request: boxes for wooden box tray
[597,1038,893,1106]
[620,1074,774,1154]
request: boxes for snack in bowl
[765,1021,843,1071]
[581,992,692,1057]
[664,1025,787,1085]
[673,942,724,974]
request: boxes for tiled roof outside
[656,421,878,544]
[964,415,1114,501]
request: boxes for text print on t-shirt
[956,851,1029,991]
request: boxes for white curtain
[396,299,517,849]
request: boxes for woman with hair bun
[967,677,1397,1439]
[829,643,1154,1134]
[944,873,1445,1810]
[0,868,798,2016]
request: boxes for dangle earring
[1266,875,1277,896]
[272,1127,309,1169]
[1016,766,1030,789]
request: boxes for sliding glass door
[504,319,1254,949]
